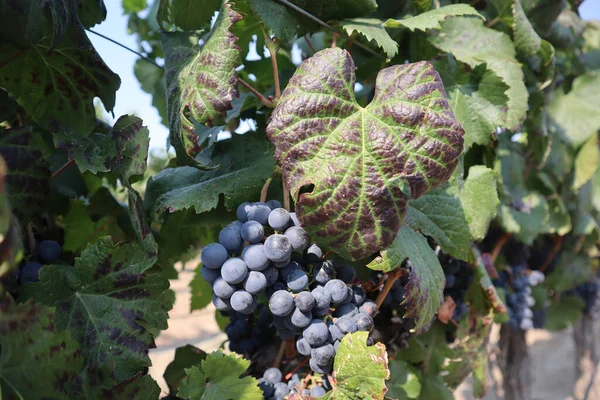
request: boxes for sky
[88,0,600,153]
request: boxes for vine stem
[264,32,281,99]
[304,34,317,54]
[375,268,403,309]
[85,28,162,68]
[273,339,288,368]
[284,357,310,380]
[52,159,75,179]
[275,0,385,60]
[487,16,500,28]
[490,232,512,263]
[282,179,291,211]
[237,77,275,108]
[260,177,274,203]
[539,235,563,273]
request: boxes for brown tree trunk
[498,324,531,400]
[573,313,598,399]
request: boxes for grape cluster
[225,307,274,355]
[258,367,327,399]
[375,273,414,349]
[18,240,62,284]
[494,266,544,330]
[200,200,374,376]
[574,281,600,315]
[440,254,473,321]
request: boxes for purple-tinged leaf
[267,48,464,260]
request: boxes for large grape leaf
[368,225,444,332]
[547,72,600,148]
[146,132,275,216]
[384,4,482,31]
[77,0,107,28]
[161,0,241,166]
[429,17,528,130]
[164,345,207,394]
[158,0,221,30]
[70,370,161,400]
[20,238,173,383]
[323,332,389,400]
[341,18,398,58]
[267,48,464,260]
[0,157,22,296]
[433,58,509,149]
[0,24,120,135]
[0,126,51,222]
[178,351,263,399]
[0,296,83,399]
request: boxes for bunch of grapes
[258,367,327,399]
[373,272,414,349]
[18,240,62,283]
[494,265,544,330]
[200,200,375,378]
[225,307,275,355]
[439,253,473,322]
[573,281,600,315]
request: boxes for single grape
[336,264,356,284]
[241,244,269,271]
[309,358,332,374]
[236,202,251,222]
[353,312,374,332]
[268,208,291,231]
[247,203,271,225]
[243,271,267,294]
[302,388,311,396]
[335,316,357,334]
[311,286,331,309]
[303,319,329,346]
[201,266,221,284]
[259,379,275,398]
[289,212,301,226]
[228,220,243,229]
[263,266,279,286]
[329,323,344,341]
[269,290,294,317]
[212,294,231,311]
[296,337,312,356]
[310,386,327,397]
[266,281,287,298]
[286,269,309,292]
[37,240,61,263]
[285,226,309,252]
[272,256,292,268]
[359,300,378,317]
[325,279,348,304]
[274,382,290,398]
[19,262,42,284]
[340,286,354,304]
[290,307,312,328]
[219,226,243,252]
[520,318,533,330]
[240,221,264,244]
[306,244,323,263]
[314,261,335,285]
[333,340,340,352]
[278,261,301,281]
[263,367,282,384]
[351,286,366,306]
[334,303,358,318]
[312,306,330,317]
[266,199,283,210]
[221,258,248,284]
[445,273,456,288]
[312,343,335,366]
[200,243,228,269]
[284,315,304,334]
[230,290,255,314]
[295,291,316,312]
[264,234,293,262]
[212,277,237,299]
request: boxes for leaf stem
[85,28,162,69]
[260,176,274,203]
[486,16,500,28]
[490,232,512,263]
[52,159,76,179]
[275,0,385,60]
[237,77,276,108]
[375,268,404,309]
[282,179,291,211]
[284,356,310,380]
[264,33,282,99]
[304,34,317,54]
[273,339,288,368]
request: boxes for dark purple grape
[19,262,42,284]
[37,240,61,263]
[201,243,228,269]
[295,291,316,312]
[264,234,293,262]
[303,319,329,346]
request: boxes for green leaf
[134,59,167,126]
[418,375,453,400]
[123,0,147,13]
[0,24,120,135]
[324,332,389,400]
[433,58,509,149]
[158,0,221,30]
[368,226,444,332]
[384,4,483,31]
[430,16,528,130]
[190,263,213,312]
[573,133,599,190]
[0,296,83,399]
[63,200,116,253]
[72,371,161,399]
[511,0,541,57]
[161,0,242,165]
[386,360,421,399]
[109,115,150,181]
[21,238,173,383]
[54,130,117,174]
[341,18,398,58]
[548,72,600,148]
[0,126,51,223]
[178,351,263,400]
[498,193,549,245]
[267,48,464,260]
[164,345,207,394]
[405,186,471,260]
[0,157,23,296]
[78,0,108,28]
[147,132,275,216]
[456,166,499,241]
[545,254,594,293]
[546,295,585,331]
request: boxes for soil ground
[149,268,600,399]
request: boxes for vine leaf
[384,4,482,31]
[158,0,221,30]
[368,225,445,332]
[0,126,51,222]
[77,0,108,28]
[433,58,509,149]
[267,47,464,260]
[546,295,585,331]
[0,296,83,399]
[146,133,275,216]
[0,24,120,135]
[20,238,174,383]
[341,18,398,58]
[429,16,528,130]
[161,0,242,166]
[324,332,389,400]
[62,200,122,254]
[190,264,213,311]
[164,345,207,394]
[573,133,599,190]
[547,71,600,148]
[0,156,22,296]
[134,59,168,125]
[386,360,421,399]
[177,351,263,400]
